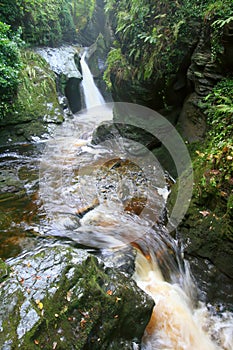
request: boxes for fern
[212,16,233,28]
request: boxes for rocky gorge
[0,0,233,348]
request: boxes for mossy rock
[168,175,233,279]
[0,50,64,144]
[0,245,153,349]
[0,258,10,283]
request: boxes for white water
[80,51,105,109]
[40,53,233,350]
[134,250,229,350]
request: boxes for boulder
[0,245,154,349]
[36,46,83,114]
[0,51,64,145]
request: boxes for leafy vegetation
[103,46,130,89]
[0,22,23,118]
[0,0,96,46]
[0,0,73,45]
[104,0,205,85]
[194,78,233,219]
[104,0,233,90]
[71,0,95,33]
[204,0,233,61]
[0,0,97,118]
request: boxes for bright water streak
[40,105,233,350]
[80,52,105,109]
[134,251,225,350]
[39,55,233,350]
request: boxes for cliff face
[104,0,233,278]
[104,0,233,129]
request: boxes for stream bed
[0,48,232,349]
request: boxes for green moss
[1,250,151,349]
[167,78,233,277]
[0,0,77,46]
[0,258,10,283]
[0,49,63,143]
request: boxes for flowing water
[1,49,233,349]
[81,51,105,109]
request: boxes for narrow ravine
[39,49,233,350]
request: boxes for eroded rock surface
[0,245,153,349]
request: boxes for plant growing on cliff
[0,22,23,118]
[0,0,82,46]
[204,0,233,61]
[104,0,209,90]
[103,47,130,88]
[195,78,233,215]
[71,0,96,32]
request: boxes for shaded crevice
[65,77,82,114]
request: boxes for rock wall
[170,21,233,280]
[0,51,64,145]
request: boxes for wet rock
[178,92,206,142]
[178,29,225,142]
[0,170,26,201]
[91,121,121,145]
[168,181,233,279]
[92,119,160,153]
[86,34,113,103]
[36,46,82,80]
[178,203,233,279]
[0,51,64,145]
[0,245,154,349]
[36,46,83,114]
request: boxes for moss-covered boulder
[0,50,64,145]
[0,245,153,349]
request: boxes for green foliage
[103,47,130,88]
[195,78,233,208]
[71,0,96,32]
[0,0,97,46]
[104,0,207,87]
[204,0,233,61]
[0,22,23,118]
[104,0,233,90]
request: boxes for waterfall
[80,51,105,109]
[40,52,233,348]
[133,247,220,350]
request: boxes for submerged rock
[0,244,153,349]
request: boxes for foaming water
[39,53,233,349]
[134,247,220,350]
[40,105,233,348]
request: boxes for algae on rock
[0,50,64,145]
[0,245,153,349]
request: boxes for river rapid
[0,48,232,349]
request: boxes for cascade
[80,51,105,109]
[134,245,221,350]
[39,55,233,350]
